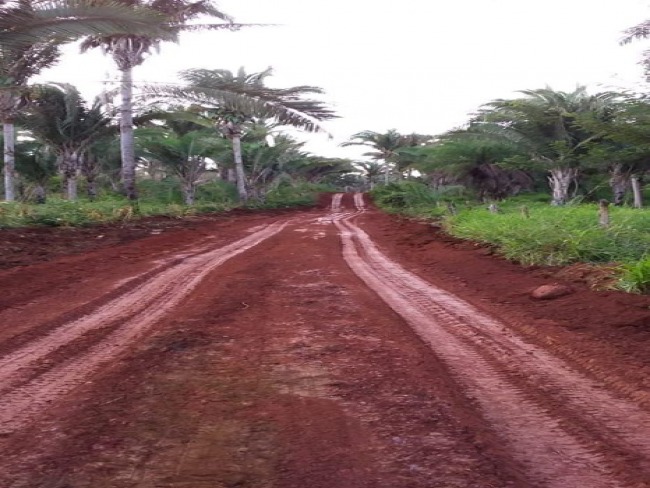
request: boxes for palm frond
[0,1,170,47]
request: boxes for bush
[252,182,333,209]
[370,181,469,218]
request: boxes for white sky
[40,0,650,160]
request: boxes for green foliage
[0,197,231,228]
[250,182,333,208]
[444,203,650,266]
[617,257,650,294]
[372,182,437,208]
[137,179,184,204]
[370,181,467,218]
[196,180,238,203]
[0,177,241,228]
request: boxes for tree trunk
[609,163,629,206]
[227,168,237,184]
[67,176,77,201]
[182,182,195,205]
[548,167,577,205]
[3,121,15,202]
[631,176,643,209]
[232,134,248,202]
[34,184,46,204]
[120,66,138,200]
[62,151,79,201]
[384,161,390,185]
[87,178,97,201]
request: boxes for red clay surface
[0,193,649,488]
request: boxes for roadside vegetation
[3,3,650,294]
[0,1,350,220]
[370,182,650,294]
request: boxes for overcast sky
[40,0,650,160]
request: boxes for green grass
[0,198,235,228]
[445,203,650,266]
[370,182,650,293]
[0,180,333,229]
[617,257,650,294]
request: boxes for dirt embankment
[0,193,649,488]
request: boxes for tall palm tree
[0,40,58,201]
[145,67,337,201]
[341,130,404,184]
[80,0,242,201]
[0,0,168,201]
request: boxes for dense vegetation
[0,1,349,213]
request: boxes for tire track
[331,194,650,487]
[0,221,287,433]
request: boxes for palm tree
[145,67,337,201]
[341,130,404,184]
[80,0,243,201]
[477,87,619,204]
[136,126,227,205]
[0,0,169,201]
[13,141,58,203]
[409,134,533,200]
[354,161,384,190]
[0,40,58,201]
[19,83,113,200]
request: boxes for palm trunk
[182,185,195,205]
[67,176,78,201]
[631,176,643,209]
[384,161,390,185]
[609,163,628,206]
[232,134,248,202]
[120,66,138,200]
[87,178,97,201]
[548,167,577,205]
[3,121,15,202]
[62,150,78,201]
[34,183,46,204]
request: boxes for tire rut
[332,193,650,488]
[0,221,288,433]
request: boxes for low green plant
[445,204,650,266]
[370,181,468,218]
[617,257,650,294]
[251,182,333,209]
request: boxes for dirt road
[1,193,650,487]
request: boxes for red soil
[0,193,648,488]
